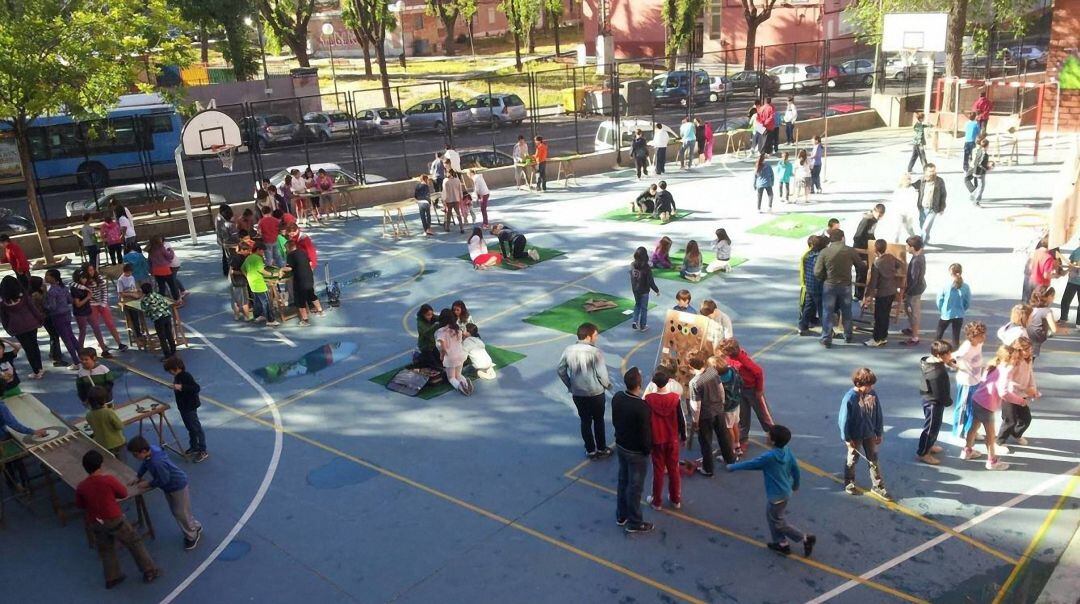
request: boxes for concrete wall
[183,72,323,109]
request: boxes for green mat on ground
[456,246,566,271]
[369,345,526,399]
[599,208,694,224]
[651,250,749,282]
[747,214,831,238]
[523,292,653,335]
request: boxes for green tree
[426,0,475,57]
[501,0,540,72]
[739,0,779,71]
[342,0,397,106]
[544,0,563,56]
[0,0,190,262]
[173,0,259,80]
[255,0,316,67]
[662,0,706,70]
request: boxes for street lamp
[321,22,341,103]
[244,15,271,95]
[390,0,407,69]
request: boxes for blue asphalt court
[3,127,1077,603]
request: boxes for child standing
[85,386,126,458]
[706,228,732,273]
[916,340,954,465]
[241,243,280,327]
[862,239,903,347]
[80,214,100,268]
[728,425,816,557]
[286,240,323,326]
[643,371,685,510]
[754,153,775,212]
[838,368,890,499]
[700,299,734,347]
[123,244,150,286]
[630,247,659,332]
[720,338,774,454]
[1026,286,1057,359]
[794,150,811,204]
[140,284,176,360]
[680,240,703,282]
[952,322,987,441]
[461,323,496,380]
[672,289,696,314]
[810,135,825,193]
[127,435,203,550]
[100,215,124,265]
[164,357,207,462]
[714,355,743,457]
[650,236,673,269]
[776,151,794,202]
[116,263,144,345]
[228,244,252,321]
[44,269,82,369]
[76,347,116,407]
[436,308,470,395]
[935,263,970,347]
[71,270,100,353]
[997,303,1032,346]
[901,236,927,346]
[84,264,128,354]
[963,345,1019,470]
[995,338,1039,450]
[688,354,735,477]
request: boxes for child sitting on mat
[633,184,657,214]
[707,228,733,273]
[492,224,540,262]
[680,240,703,282]
[652,181,676,223]
[462,323,496,380]
[651,236,673,269]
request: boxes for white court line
[160,325,284,604]
[271,329,297,348]
[806,464,1080,604]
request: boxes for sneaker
[639,324,649,332]
[193,451,209,463]
[69,363,80,370]
[51,360,67,368]
[930,445,944,454]
[631,322,638,331]
[586,450,599,460]
[960,447,984,460]
[870,486,892,500]
[29,371,44,380]
[767,542,792,555]
[986,458,1010,471]
[803,534,816,558]
[696,467,714,477]
[596,448,614,458]
[266,321,281,327]
[625,521,654,534]
[798,329,812,336]
[672,501,682,510]
[117,344,128,352]
[917,454,941,465]
[1014,437,1029,446]
[143,568,162,583]
[616,517,628,526]
[863,339,886,348]
[844,483,858,495]
[821,339,833,349]
[646,495,662,511]
[101,350,114,358]
[298,320,310,326]
[996,444,1012,455]
[527,248,540,262]
[106,575,127,589]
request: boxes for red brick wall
[1044,0,1080,132]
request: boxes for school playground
[3,127,1078,603]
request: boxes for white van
[594,119,678,153]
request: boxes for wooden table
[71,396,186,460]
[119,298,188,353]
[265,269,298,323]
[294,189,343,220]
[375,200,413,239]
[552,156,580,188]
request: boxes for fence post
[611,58,621,165]
[572,66,580,156]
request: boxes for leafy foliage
[661,0,706,62]
[172,0,260,79]
[256,0,317,66]
[844,0,1040,51]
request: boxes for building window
[415,14,424,29]
[710,0,723,36]
[488,7,495,25]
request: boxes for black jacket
[612,391,652,455]
[631,136,648,158]
[919,357,952,406]
[912,177,947,213]
[173,370,202,411]
[852,213,878,250]
[655,190,676,213]
[630,262,659,296]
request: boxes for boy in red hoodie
[720,338,775,454]
[643,370,686,510]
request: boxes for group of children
[414,300,496,395]
[749,135,825,211]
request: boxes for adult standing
[757,97,777,155]
[0,235,31,290]
[612,367,653,533]
[1059,246,1080,327]
[652,123,670,175]
[677,117,696,169]
[862,240,903,347]
[442,169,466,233]
[0,276,44,379]
[810,136,825,193]
[694,118,706,163]
[532,136,549,192]
[429,151,446,193]
[443,144,461,173]
[814,229,862,348]
[214,204,239,278]
[911,163,946,245]
[1024,237,1060,304]
[907,111,929,173]
[702,120,715,164]
[783,97,798,145]
[878,174,920,243]
[631,129,649,179]
[557,323,613,460]
[413,174,435,236]
[467,169,491,228]
[972,90,992,133]
[512,135,530,189]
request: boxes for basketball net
[211,144,236,171]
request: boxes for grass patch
[457,246,566,270]
[651,250,749,282]
[523,292,652,335]
[747,214,831,239]
[369,346,526,399]
[599,209,695,224]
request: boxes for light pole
[244,15,271,95]
[390,1,407,69]
[322,22,341,103]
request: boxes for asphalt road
[0,84,877,223]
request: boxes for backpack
[720,369,744,412]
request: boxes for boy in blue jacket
[839,367,890,500]
[128,435,203,550]
[728,425,816,557]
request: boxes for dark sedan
[726,70,781,95]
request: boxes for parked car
[0,209,34,235]
[65,184,225,218]
[267,162,386,191]
[593,118,678,153]
[725,70,781,94]
[240,114,301,147]
[457,149,516,170]
[839,59,876,87]
[302,111,354,142]
[1003,46,1045,68]
[650,70,715,107]
[355,107,405,136]
[403,98,473,133]
[768,64,821,92]
[708,76,732,101]
[466,93,527,127]
[883,58,944,81]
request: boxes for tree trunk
[361,41,373,75]
[14,121,55,263]
[443,17,457,56]
[513,32,523,71]
[375,36,393,107]
[291,26,311,67]
[744,17,759,70]
[528,25,536,54]
[224,24,252,80]
[942,0,968,111]
[199,26,209,63]
[552,6,561,55]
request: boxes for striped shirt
[89,275,110,306]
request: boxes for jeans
[572,393,607,453]
[997,402,1032,444]
[154,316,176,357]
[756,186,774,210]
[164,486,202,541]
[935,317,963,347]
[971,172,987,202]
[678,141,695,167]
[535,162,548,191]
[738,390,774,448]
[654,148,667,174]
[478,193,490,225]
[84,245,100,268]
[810,163,822,193]
[698,414,736,474]
[155,274,180,300]
[616,445,648,525]
[635,156,648,178]
[963,141,975,171]
[872,295,895,342]
[252,291,276,322]
[916,401,946,456]
[416,200,432,231]
[179,407,206,453]
[42,314,62,363]
[92,516,156,584]
[14,330,42,373]
[632,292,650,328]
[650,441,681,505]
[785,122,795,143]
[907,144,927,172]
[798,290,821,331]
[767,499,806,545]
[844,437,885,489]
[506,234,528,259]
[1060,282,1080,324]
[920,210,938,244]
[820,283,853,343]
[265,243,285,268]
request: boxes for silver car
[66,184,224,218]
[267,163,387,190]
[355,107,405,136]
[303,111,354,142]
[403,98,473,133]
[466,93,527,127]
[840,59,876,87]
[241,114,301,147]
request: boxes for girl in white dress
[435,308,470,394]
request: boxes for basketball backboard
[181,109,242,157]
[882,12,948,53]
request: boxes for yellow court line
[991,474,1080,604]
[115,361,706,604]
[745,437,1019,565]
[567,475,928,604]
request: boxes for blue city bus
[21,93,183,188]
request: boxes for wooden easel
[653,310,717,449]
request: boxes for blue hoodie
[936,282,971,320]
[838,388,884,441]
[136,445,188,493]
[729,446,801,503]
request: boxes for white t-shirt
[467,235,488,261]
[461,336,494,370]
[954,340,984,386]
[784,104,798,124]
[444,149,461,172]
[290,177,306,195]
[712,240,731,261]
[472,173,489,196]
[644,380,684,398]
[116,274,138,297]
[796,161,811,179]
[118,215,136,239]
[652,128,670,148]
[512,142,528,162]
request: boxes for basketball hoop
[211,144,236,171]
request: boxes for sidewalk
[1037,525,1080,604]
